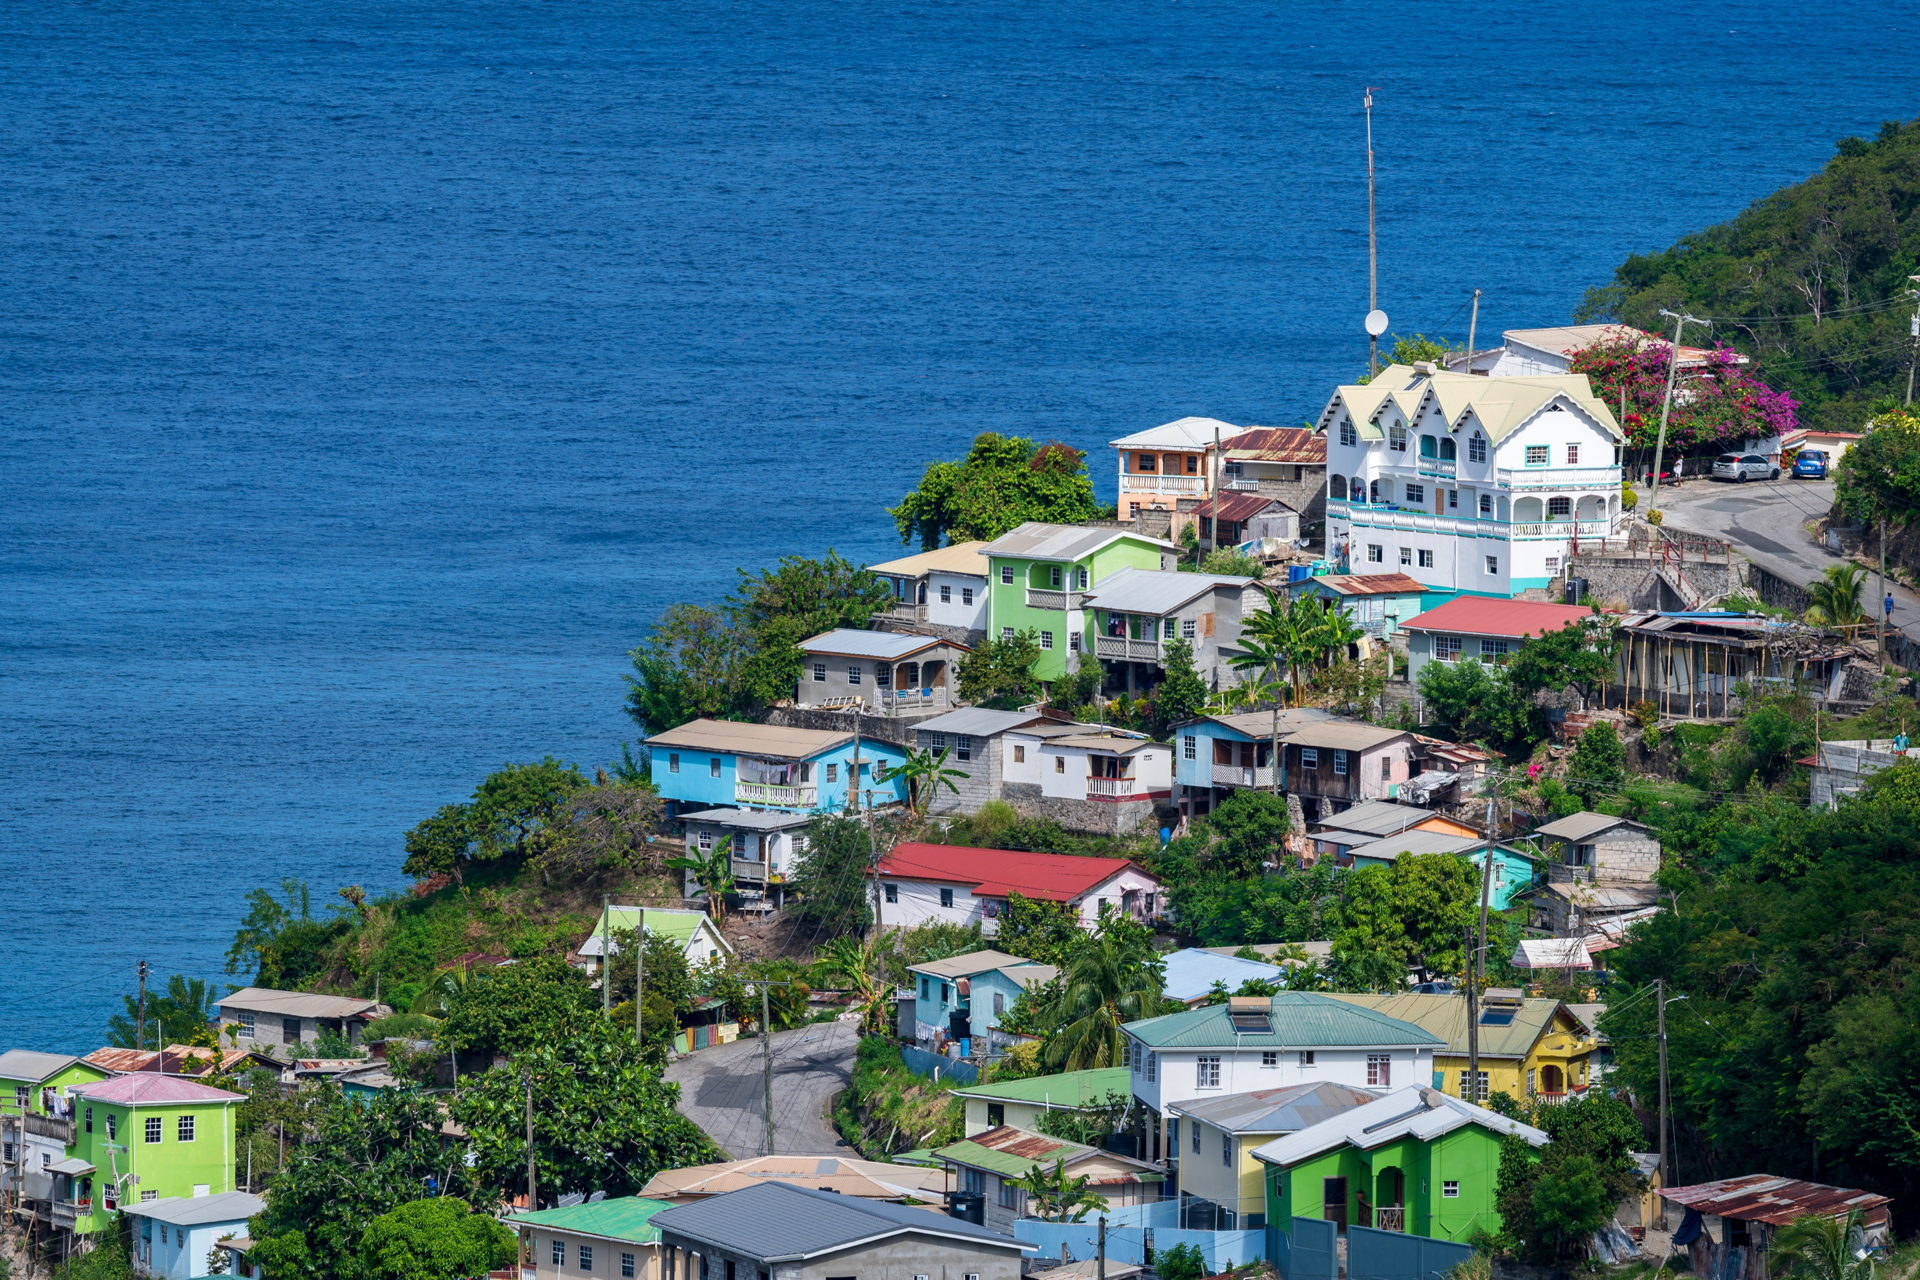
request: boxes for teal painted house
[906,949,1056,1058]
[1335,830,1537,910]
[1254,1085,1546,1241]
[645,718,907,815]
[980,522,1177,681]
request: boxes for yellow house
[1323,992,1598,1104]
[1166,1082,1377,1229]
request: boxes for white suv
[1711,453,1779,483]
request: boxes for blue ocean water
[5,0,1916,1050]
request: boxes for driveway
[1653,475,1920,635]
[663,1019,858,1158]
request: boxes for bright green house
[1252,1085,1545,1242]
[56,1073,244,1234]
[0,1050,112,1116]
[980,523,1176,680]
[0,1051,114,1216]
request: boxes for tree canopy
[889,433,1103,549]
[357,1197,515,1280]
[401,758,590,882]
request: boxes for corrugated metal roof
[1047,733,1160,755]
[1322,993,1587,1059]
[73,1074,245,1105]
[1342,830,1481,864]
[1281,720,1410,751]
[981,522,1175,563]
[1660,1175,1892,1226]
[217,987,389,1021]
[1223,427,1326,464]
[799,628,957,660]
[1169,1081,1376,1134]
[1123,992,1443,1050]
[578,906,729,958]
[640,1158,947,1204]
[950,1066,1130,1108]
[1512,938,1594,970]
[935,1126,1160,1183]
[122,1192,265,1228]
[0,1050,88,1083]
[877,844,1149,903]
[1251,1086,1547,1168]
[679,807,816,831]
[1083,567,1256,616]
[906,949,1035,980]
[1176,707,1340,738]
[651,1180,1027,1259]
[1160,947,1288,1003]
[1109,417,1248,450]
[1533,811,1645,842]
[1295,573,1427,598]
[1194,490,1291,523]
[913,708,1057,738]
[1310,800,1440,839]
[867,541,990,579]
[644,718,853,760]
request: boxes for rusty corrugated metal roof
[1225,427,1327,464]
[1661,1174,1891,1226]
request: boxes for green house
[0,1051,115,1214]
[55,1073,245,1234]
[1252,1085,1545,1241]
[948,1066,1131,1136]
[980,523,1176,680]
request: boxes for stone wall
[762,705,926,749]
[1747,562,1812,614]
[871,616,982,648]
[1566,553,1749,611]
[1002,781,1169,836]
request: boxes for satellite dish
[1364,309,1390,338]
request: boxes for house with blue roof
[1160,947,1289,1006]
[645,718,907,816]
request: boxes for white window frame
[1001,626,1015,642]
[1525,445,1549,466]
[1418,549,1434,568]
[1405,483,1425,504]
[940,584,952,603]
[1300,747,1319,769]
[1261,1050,1278,1067]
[1333,750,1349,776]
[1434,635,1462,662]
[1478,493,1492,517]
[1367,544,1384,563]
[1443,1180,1461,1198]
[1340,421,1357,447]
[1000,566,1014,585]
[962,586,974,605]
[1040,631,1054,650]
[1367,1054,1391,1087]
[811,663,826,682]
[1196,1055,1221,1089]
[1181,619,1196,640]
[1469,433,1487,463]
[1182,736,1197,761]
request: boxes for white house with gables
[1319,363,1626,597]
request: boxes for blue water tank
[1288,564,1311,582]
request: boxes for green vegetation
[834,1037,963,1156]
[1032,914,1169,1071]
[1578,119,1920,431]
[357,1198,515,1280]
[889,432,1104,549]
[956,627,1044,708]
[107,974,218,1049]
[1494,1095,1645,1263]
[1010,1158,1105,1222]
[1836,406,1920,531]
[1419,615,1619,757]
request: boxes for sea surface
[6,0,1918,1051]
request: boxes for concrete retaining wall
[1002,781,1169,836]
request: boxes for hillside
[1578,118,1920,431]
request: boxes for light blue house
[645,718,908,815]
[1286,572,1436,644]
[1160,946,1289,1005]
[1337,830,1537,910]
[125,1191,264,1280]
[1170,707,1342,822]
[906,949,1057,1058]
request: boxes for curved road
[663,1019,858,1158]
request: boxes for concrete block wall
[1002,782,1168,836]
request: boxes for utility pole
[1656,978,1670,1197]
[1463,289,1482,375]
[1904,277,1920,406]
[524,1071,538,1212]
[1097,1215,1108,1280]
[1648,309,1705,514]
[601,894,612,1015]
[1462,923,1478,1104]
[743,979,796,1156]
[135,960,149,1053]
[634,905,647,1047]
[1364,88,1381,377]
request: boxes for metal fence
[1348,1225,1473,1280]
[1016,1200,1267,1273]
[896,1045,980,1086]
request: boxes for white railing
[879,688,946,714]
[1119,474,1203,495]
[1094,635,1163,662]
[731,857,771,881]
[1086,776,1147,799]
[1417,458,1457,477]
[735,782,817,807]
[1329,503,1616,541]
[1211,763,1276,788]
[878,602,926,625]
[1025,588,1084,610]
[1374,1207,1406,1232]
[1496,466,1623,490]
[1511,520,1613,540]
[1223,476,1262,491]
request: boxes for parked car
[1711,453,1779,483]
[1792,449,1830,479]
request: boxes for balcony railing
[1094,635,1162,663]
[735,782,817,807]
[878,688,948,714]
[1211,763,1276,788]
[51,1200,85,1226]
[878,601,927,625]
[1025,588,1085,610]
[731,857,773,882]
[1374,1206,1406,1232]
[24,1115,72,1143]
[1086,776,1150,801]
[1417,457,1457,477]
[1512,519,1612,540]
[1119,475,1203,495]
[1496,465,1623,490]
[1547,864,1597,885]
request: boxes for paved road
[1654,475,1920,635]
[663,1019,858,1158]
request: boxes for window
[1481,639,1510,664]
[962,587,974,606]
[874,663,892,688]
[1076,568,1089,590]
[1547,496,1572,518]
[624,1254,638,1278]
[1191,1121,1202,1152]
[1049,566,1063,588]
[1137,452,1158,472]
[1380,756,1392,781]
[1434,635,1462,661]
[1161,616,1177,639]
[847,664,862,685]
[1367,1054,1391,1087]
[1000,566,1014,585]
[552,1242,566,1266]
[1182,736,1197,761]
[1339,421,1357,447]
[1486,556,1500,575]
[1222,1133,1234,1166]
[177,1115,194,1142]
[668,753,680,774]
[940,584,952,603]
[1300,747,1319,769]
[1478,493,1492,517]
[1040,631,1054,650]
[1014,744,1026,763]
[1389,423,1407,452]
[1525,445,1548,466]
[1146,1052,1157,1083]
[1545,555,1562,574]
[709,757,721,778]
[924,731,947,751]
[993,991,1005,1016]
[825,763,838,783]
[1443,1181,1461,1198]
[999,1179,1026,1211]
[84,1107,92,1134]
[884,883,898,903]
[1261,1051,1278,1067]
[144,1116,163,1144]
[1418,549,1434,568]
[581,1245,594,1270]
[1001,626,1014,642]
[955,735,973,762]
[1367,544,1383,563]
[1419,435,1437,458]
[1469,433,1487,463]
[1461,1070,1488,1101]
[1333,750,1349,776]
[1298,1051,1315,1067]
[1399,546,1412,566]
[140,1190,157,1203]
[1068,631,1082,652]
[235,1011,255,1037]
[1446,488,1458,511]
[1054,756,1065,773]
[1566,444,1580,465]
[811,662,826,682]
[106,1114,117,1140]
[1181,619,1196,640]
[939,887,955,908]
[1196,1055,1222,1088]
[1405,483,1425,504]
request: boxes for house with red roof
[874,843,1166,935]
[1399,596,1605,686]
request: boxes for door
[1322,1176,1348,1229]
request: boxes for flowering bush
[1569,335,1798,451]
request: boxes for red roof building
[875,844,1165,934]
[1401,596,1598,640]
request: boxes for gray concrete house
[1808,738,1920,809]
[1526,812,1662,936]
[216,988,392,1049]
[794,629,971,716]
[1081,566,1267,694]
[678,807,814,907]
[1219,425,1328,527]
[652,1180,1030,1280]
[910,707,1061,816]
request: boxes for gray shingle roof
[1123,992,1443,1050]
[650,1180,1028,1260]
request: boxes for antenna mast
[1365,88,1380,376]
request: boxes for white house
[869,541,991,646]
[1000,725,1174,834]
[874,843,1166,934]
[125,1191,264,1280]
[576,905,733,974]
[676,807,813,906]
[1121,994,1442,1164]
[1319,362,1626,596]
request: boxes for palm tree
[1314,602,1367,669]
[1770,1210,1874,1280]
[816,936,893,1035]
[1039,934,1166,1071]
[1230,612,1291,796]
[667,837,736,921]
[880,746,969,818]
[1805,564,1869,628]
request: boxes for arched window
[1547,496,1573,518]
[1329,475,1347,500]
[1439,438,1457,461]
[1389,423,1407,452]
[1468,433,1487,464]
[1418,435,1437,458]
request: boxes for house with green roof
[1121,994,1442,1165]
[949,1066,1131,1137]
[508,1195,675,1280]
[0,1050,112,1210]
[981,522,1177,681]
[932,1125,1164,1234]
[576,907,739,1051]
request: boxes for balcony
[24,1114,72,1143]
[878,688,949,715]
[735,782,817,808]
[1373,1206,1406,1232]
[1512,519,1612,540]
[731,857,775,882]
[51,1199,86,1227]
[1416,457,1457,478]
[1496,465,1623,490]
[877,601,927,626]
[1025,588,1085,610]
[1210,763,1276,788]
[1094,635,1162,663]
[1547,864,1597,885]
[1119,474,1203,495]
[1086,776,1152,801]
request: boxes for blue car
[1792,449,1829,479]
